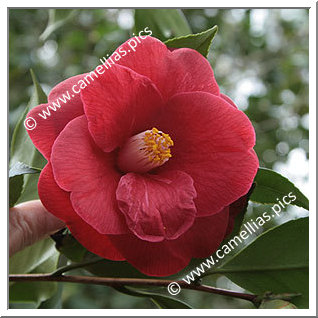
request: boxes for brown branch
[9,273,259,305]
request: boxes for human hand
[9,200,65,256]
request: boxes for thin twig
[9,273,259,305]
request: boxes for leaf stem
[50,257,104,276]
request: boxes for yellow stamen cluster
[143,127,173,164]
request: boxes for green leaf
[10,238,60,308]
[29,69,48,107]
[38,283,63,309]
[10,70,47,204]
[83,255,149,279]
[164,25,218,57]
[9,175,23,208]
[9,161,41,177]
[250,168,309,210]
[9,162,41,208]
[10,251,59,307]
[259,299,297,309]
[10,238,57,274]
[115,286,192,309]
[150,294,192,309]
[10,109,43,169]
[10,69,47,166]
[52,230,87,262]
[218,217,309,308]
[134,9,191,41]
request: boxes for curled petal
[116,170,197,242]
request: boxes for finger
[9,200,65,256]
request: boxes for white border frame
[3,1,316,316]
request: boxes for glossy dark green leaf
[52,230,87,263]
[250,168,309,210]
[10,70,47,204]
[10,251,59,307]
[83,255,149,279]
[134,9,191,41]
[217,217,309,308]
[9,175,23,208]
[9,162,41,208]
[165,25,218,57]
[115,286,192,309]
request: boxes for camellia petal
[115,36,220,100]
[155,92,259,216]
[220,93,237,108]
[108,207,229,276]
[51,115,128,235]
[26,73,86,159]
[81,64,164,153]
[38,163,124,261]
[116,170,197,242]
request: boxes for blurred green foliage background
[9,8,309,309]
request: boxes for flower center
[117,127,174,173]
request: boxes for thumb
[9,200,65,256]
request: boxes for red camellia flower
[27,36,258,276]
